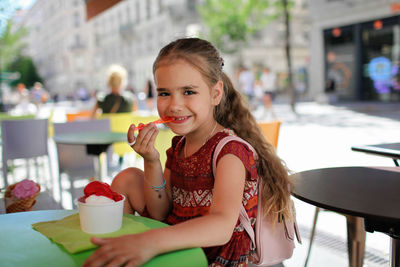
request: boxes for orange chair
[257,120,281,149]
[66,110,92,122]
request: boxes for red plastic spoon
[135,116,173,131]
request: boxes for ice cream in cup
[76,181,125,234]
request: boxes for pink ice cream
[12,180,39,199]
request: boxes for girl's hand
[127,123,160,162]
[83,234,157,267]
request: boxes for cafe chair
[65,110,92,122]
[100,112,136,167]
[53,119,111,208]
[257,120,281,149]
[1,119,54,191]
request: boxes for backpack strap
[212,135,258,249]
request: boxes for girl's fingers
[90,237,105,245]
[127,124,137,146]
[145,126,159,150]
[90,237,113,245]
[135,124,155,144]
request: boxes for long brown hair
[153,38,293,223]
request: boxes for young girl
[83,38,293,267]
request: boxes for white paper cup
[76,195,125,234]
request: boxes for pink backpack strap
[212,135,258,249]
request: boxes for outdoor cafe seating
[1,118,53,190]
[53,118,112,208]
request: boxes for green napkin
[32,213,150,254]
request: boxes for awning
[85,0,123,20]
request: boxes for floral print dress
[165,129,258,266]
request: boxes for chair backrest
[54,118,110,134]
[0,113,35,121]
[257,120,281,149]
[66,110,92,122]
[100,113,134,157]
[1,119,49,161]
[53,119,111,174]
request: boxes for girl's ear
[211,80,223,106]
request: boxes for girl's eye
[158,92,169,97]
[184,90,196,95]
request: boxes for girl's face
[155,59,222,138]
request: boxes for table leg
[100,152,108,181]
[391,237,400,267]
[345,215,365,267]
[93,152,108,181]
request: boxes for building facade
[308,0,400,102]
[15,0,309,99]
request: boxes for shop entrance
[361,17,400,101]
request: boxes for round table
[291,166,400,267]
[53,132,127,180]
[0,210,207,267]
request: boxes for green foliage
[8,56,43,88]
[0,20,28,70]
[0,19,42,88]
[198,0,292,53]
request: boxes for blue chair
[1,119,54,191]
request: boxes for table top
[351,142,400,159]
[53,131,126,146]
[291,166,400,235]
[0,210,207,267]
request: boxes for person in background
[30,82,49,112]
[14,83,31,114]
[144,79,155,111]
[83,38,292,267]
[237,65,255,108]
[91,64,137,118]
[259,66,277,119]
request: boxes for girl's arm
[142,159,172,220]
[129,123,172,220]
[83,153,246,267]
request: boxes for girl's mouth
[170,116,190,124]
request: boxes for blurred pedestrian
[91,64,137,118]
[259,66,277,119]
[30,82,49,112]
[237,65,255,108]
[14,83,32,114]
[144,79,155,111]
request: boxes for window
[74,12,80,27]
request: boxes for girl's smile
[169,116,191,124]
[154,59,221,139]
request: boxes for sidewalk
[258,101,399,267]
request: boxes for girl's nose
[168,95,183,113]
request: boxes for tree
[282,0,296,112]
[198,0,283,54]
[0,20,27,71]
[198,0,297,110]
[8,55,42,88]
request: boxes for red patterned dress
[165,129,258,266]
